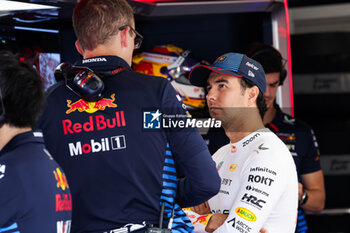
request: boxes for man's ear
[248,86,259,106]
[75,40,84,56]
[119,27,130,48]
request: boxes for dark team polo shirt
[0,131,72,233]
[37,56,220,233]
[267,105,321,233]
[267,105,321,176]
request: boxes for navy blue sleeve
[299,128,322,175]
[0,163,23,227]
[161,81,220,207]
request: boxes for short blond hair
[73,0,134,51]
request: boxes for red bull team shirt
[37,56,220,233]
[0,131,72,233]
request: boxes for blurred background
[1,0,349,232]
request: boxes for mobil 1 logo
[68,135,126,156]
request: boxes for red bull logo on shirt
[66,94,117,114]
[54,168,69,191]
[193,214,212,226]
[56,194,72,211]
[62,111,126,135]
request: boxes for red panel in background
[283,0,295,117]
[132,0,193,3]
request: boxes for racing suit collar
[0,130,44,155]
[74,56,131,72]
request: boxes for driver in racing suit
[185,52,298,233]
[204,44,325,233]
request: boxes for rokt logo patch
[66,94,117,114]
[248,175,274,186]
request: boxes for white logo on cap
[246,62,258,70]
[248,70,255,78]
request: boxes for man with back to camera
[37,0,220,232]
[184,52,298,233]
[0,51,72,232]
[205,44,326,233]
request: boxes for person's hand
[191,201,211,215]
[259,227,269,233]
[298,182,304,201]
[205,213,228,232]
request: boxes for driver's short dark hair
[0,51,44,128]
[247,42,287,86]
[240,77,267,120]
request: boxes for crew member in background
[247,43,325,233]
[185,52,298,233]
[205,44,326,233]
[37,0,220,232]
[0,51,72,232]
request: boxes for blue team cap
[189,52,266,94]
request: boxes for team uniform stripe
[165,158,175,164]
[0,222,19,233]
[160,142,194,233]
[163,170,177,174]
[296,209,308,232]
[163,181,177,188]
[166,150,172,156]
[163,166,176,173]
[162,174,177,180]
